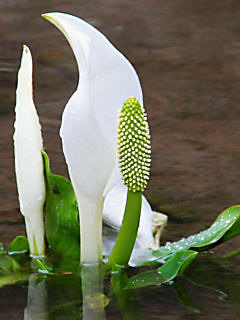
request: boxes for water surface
[0,1,240,319]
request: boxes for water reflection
[24,274,48,320]
[81,265,107,320]
[24,265,108,320]
[20,254,240,320]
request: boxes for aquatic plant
[108,97,151,265]
[0,14,239,302]
[42,12,144,264]
[13,45,46,257]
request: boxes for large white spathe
[14,46,46,256]
[43,12,143,263]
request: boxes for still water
[0,215,239,320]
[0,253,239,319]
[1,0,240,319]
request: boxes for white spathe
[14,45,46,257]
[43,12,143,264]
[103,182,167,250]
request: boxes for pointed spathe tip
[22,44,29,51]
[41,12,69,42]
[41,12,64,23]
[18,44,32,86]
[21,44,31,60]
[41,12,56,23]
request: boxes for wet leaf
[129,206,240,267]
[125,250,198,289]
[42,151,80,262]
[153,205,240,259]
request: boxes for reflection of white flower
[43,12,143,263]
[103,181,168,250]
[24,275,47,320]
[14,46,45,257]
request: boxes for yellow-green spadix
[42,12,143,264]
[108,97,152,266]
[13,45,46,257]
[118,97,151,192]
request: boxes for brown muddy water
[0,0,240,319]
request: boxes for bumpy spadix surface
[118,97,151,192]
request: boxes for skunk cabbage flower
[13,46,45,256]
[43,12,143,263]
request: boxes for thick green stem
[108,190,142,266]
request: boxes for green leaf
[130,206,240,267]
[125,250,198,289]
[154,205,240,258]
[34,258,53,275]
[158,250,198,279]
[8,236,30,265]
[0,255,21,275]
[8,236,29,254]
[42,151,80,262]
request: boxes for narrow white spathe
[43,12,143,263]
[14,45,45,256]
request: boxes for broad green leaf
[153,205,240,259]
[42,151,80,262]
[8,236,29,254]
[125,250,198,289]
[130,206,240,267]
[158,250,198,278]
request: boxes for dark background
[1,0,240,244]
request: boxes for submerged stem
[81,265,107,320]
[108,190,142,266]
